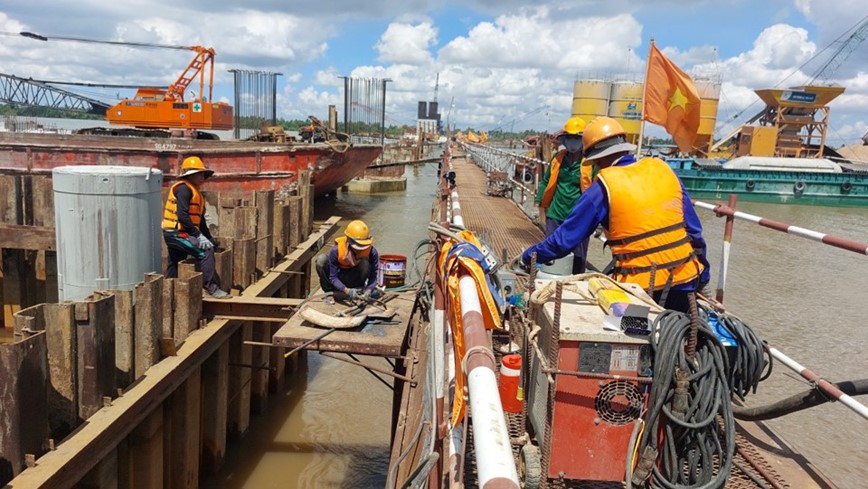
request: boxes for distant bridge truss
[0,73,111,115]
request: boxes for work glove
[346,288,362,301]
[197,234,214,250]
[363,287,382,301]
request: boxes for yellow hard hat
[345,220,373,246]
[582,116,636,161]
[562,116,587,136]
[180,156,214,178]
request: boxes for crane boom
[15,31,233,132]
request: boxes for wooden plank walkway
[272,290,415,357]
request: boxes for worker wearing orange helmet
[315,220,381,301]
[162,156,229,299]
[534,116,594,273]
[522,117,710,312]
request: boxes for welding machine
[524,279,652,483]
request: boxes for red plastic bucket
[377,254,407,288]
[498,354,522,413]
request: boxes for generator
[524,279,652,483]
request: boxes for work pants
[163,232,221,293]
[315,255,371,292]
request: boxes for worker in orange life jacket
[522,117,710,313]
[315,220,381,301]
[535,116,594,273]
[162,156,229,299]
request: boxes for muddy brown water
[206,167,868,488]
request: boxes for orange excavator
[19,32,233,137]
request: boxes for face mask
[563,138,583,153]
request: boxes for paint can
[378,254,407,288]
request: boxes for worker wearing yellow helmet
[522,116,710,313]
[161,156,229,299]
[534,116,592,273]
[315,220,381,301]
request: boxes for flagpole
[637,38,654,157]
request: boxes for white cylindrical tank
[53,166,164,301]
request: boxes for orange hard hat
[582,117,636,161]
[345,220,373,246]
[180,156,214,178]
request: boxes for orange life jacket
[335,236,371,269]
[540,150,585,208]
[580,160,595,192]
[162,181,204,231]
[596,157,703,292]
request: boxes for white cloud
[375,21,437,64]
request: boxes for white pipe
[458,275,519,488]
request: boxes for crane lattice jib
[810,17,868,85]
[165,46,215,102]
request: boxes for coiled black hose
[697,303,770,400]
[637,310,735,489]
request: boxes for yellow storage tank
[608,81,644,139]
[691,79,721,153]
[572,80,611,125]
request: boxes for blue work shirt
[325,245,380,292]
[522,154,710,290]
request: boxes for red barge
[0,132,382,197]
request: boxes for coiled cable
[636,310,735,489]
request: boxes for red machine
[524,281,652,483]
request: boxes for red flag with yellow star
[643,42,700,153]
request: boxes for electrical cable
[636,310,735,489]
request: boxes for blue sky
[1,0,867,146]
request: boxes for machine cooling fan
[595,380,643,425]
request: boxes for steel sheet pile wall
[0,170,322,487]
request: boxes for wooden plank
[232,237,256,290]
[162,279,175,341]
[268,323,286,394]
[272,291,415,357]
[128,410,163,489]
[173,272,203,342]
[3,250,26,330]
[217,196,240,240]
[255,190,274,275]
[134,274,163,378]
[79,450,118,489]
[240,216,339,299]
[273,203,290,259]
[164,368,201,489]
[201,296,301,322]
[42,303,78,440]
[287,196,303,250]
[99,289,135,390]
[4,317,241,489]
[227,322,252,441]
[213,248,233,294]
[0,224,55,251]
[0,333,48,486]
[250,322,270,414]
[75,295,116,420]
[299,170,312,237]
[200,343,229,475]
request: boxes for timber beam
[0,224,56,251]
[202,296,303,323]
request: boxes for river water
[10,117,861,487]
[205,160,867,488]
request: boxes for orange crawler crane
[19,32,234,135]
[106,45,234,132]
